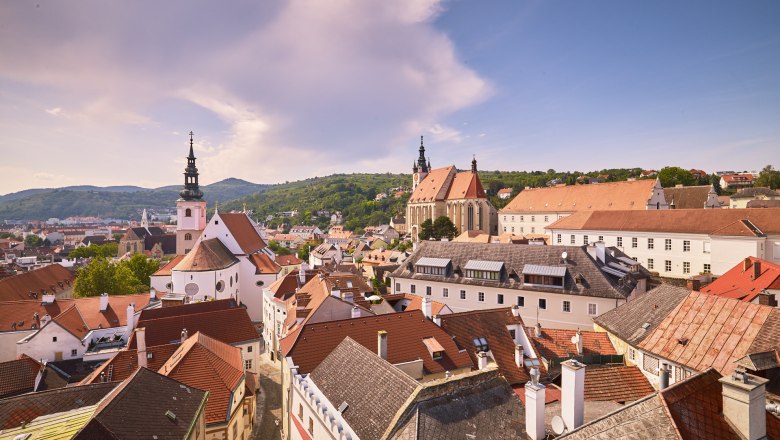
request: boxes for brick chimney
[377,330,388,360]
[752,260,762,280]
[561,359,585,431]
[757,291,778,307]
[719,369,768,440]
[136,327,147,369]
[686,278,701,291]
[743,257,752,272]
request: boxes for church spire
[141,208,149,232]
[417,135,429,173]
[179,131,204,201]
[471,154,477,173]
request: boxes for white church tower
[176,132,207,255]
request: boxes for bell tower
[176,132,208,255]
[412,136,430,190]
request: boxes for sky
[1,0,778,194]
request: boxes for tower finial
[188,131,195,158]
[180,131,203,201]
[471,154,477,173]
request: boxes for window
[503,227,507,232]
[557,234,561,244]
[245,360,252,370]
[562,301,571,313]
[52,337,57,342]
[497,294,504,304]
[185,208,192,217]
[519,216,523,222]
[617,237,623,247]
[395,282,400,292]
[538,298,547,310]
[520,227,523,233]
[460,290,466,300]
[583,235,588,245]
[665,239,672,251]
[308,418,314,435]
[473,337,490,352]
[683,240,690,252]
[703,241,711,253]
[531,227,535,233]
[478,292,485,302]
[247,346,253,352]
[184,233,192,241]
[517,296,525,307]
[416,264,449,276]
[426,286,431,296]
[531,215,535,222]
[647,258,654,270]
[643,354,660,375]
[512,227,515,233]
[509,329,516,339]
[588,303,597,315]
[71,349,77,357]
[628,347,636,361]
[683,262,690,274]
[570,235,576,244]
[648,238,654,249]
[665,260,672,272]
[443,288,449,298]
[598,235,604,242]
[703,263,711,273]
[544,215,549,222]
[632,237,638,248]
[411,284,416,294]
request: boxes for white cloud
[45,107,62,116]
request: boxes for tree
[268,240,292,256]
[24,234,43,248]
[297,246,310,262]
[74,257,142,297]
[69,243,118,259]
[433,216,458,240]
[124,254,160,289]
[710,174,722,195]
[418,219,435,241]
[657,167,695,187]
[755,165,780,189]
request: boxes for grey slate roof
[392,241,647,300]
[308,337,419,440]
[557,394,678,439]
[731,187,779,199]
[593,284,689,346]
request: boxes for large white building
[390,241,649,330]
[547,208,780,278]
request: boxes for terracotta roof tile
[276,254,303,266]
[529,327,616,361]
[249,252,281,274]
[173,238,239,272]
[701,257,780,302]
[71,293,152,331]
[663,185,714,209]
[53,304,90,339]
[129,307,259,349]
[80,344,181,385]
[380,293,449,316]
[408,166,456,203]
[503,179,656,213]
[583,365,654,403]
[0,299,75,332]
[445,171,487,200]
[218,212,266,254]
[0,356,41,398]
[0,264,74,301]
[138,298,237,321]
[152,255,185,277]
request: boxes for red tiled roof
[503,179,656,213]
[151,255,185,277]
[0,356,40,398]
[80,343,180,385]
[52,304,90,339]
[584,365,654,403]
[138,298,237,321]
[0,299,74,332]
[446,171,487,200]
[408,166,456,203]
[158,332,245,425]
[281,310,473,375]
[515,384,561,404]
[276,254,303,266]
[0,264,74,302]
[71,293,152,331]
[529,327,617,361]
[701,257,780,302]
[128,308,259,349]
[218,212,266,255]
[381,293,450,316]
[249,253,281,275]
[173,238,239,271]
[638,291,780,375]
[721,173,754,183]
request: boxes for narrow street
[251,353,283,440]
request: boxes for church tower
[176,132,207,255]
[412,136,430,190]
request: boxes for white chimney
[298,268,306,285]
[659,363,670,390]
[377,330,388,360]
[511,305,521,317]
[99,293,109,312]
[422,297,432,319]
[534,322,542,338]
[525,369,546,440]
[125,303,135,339]
[181,328,188,343]
[351,306,360,319]
[432,314,441,326]
[719,370,769,440]
[595,241,606,263]
[41,294,55,304]
[561,359,585,431]
[515,345,524,368]
[477,351,489,370]
[572,329,583,356]
[149,288,156,300]
[136,327,147,369]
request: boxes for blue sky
[0,0,778,194]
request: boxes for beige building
[406,137,497,242]
[729,187,780,208]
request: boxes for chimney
[573,329,583,356]
[743,257,752,272]
[477,351,489,370]
[719,369,769,440]
[753,261,761,280]
[595,241,606,264]
[298,267,306,285]
[125,303,135,339]
[432,314,442,326]
[515,345,524,368]
[686,278,701,291]
[758,291,778,307]
[351,306,360,319]
[377,330,388,360]
[422,297,432,319]
[659,363,670,390]
[180,328,188,343]
[149,288,156,300]
[525,368,546,440]
[41,294,55,304]
[136,327,147,369]
[561,359,585,431]
[511,305,521,317]
[534,322,542,338]
[99,293,109,312]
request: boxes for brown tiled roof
[173,238,239,272]
[138,298,238,321]
[701,257,780,302]
[638,291,780,375]
[307,337,419,440]
[151,255,185,277]
[584,365,654,403]
[218,212,266,254]
[440,308,531,384]
[594,284,690,346]
[71,293,153,331]
[731,187,779,199]
[529,327,616,361]
[0,264,74,301]
[52,304,90,339]
[502,179,656,213]
[76,368,207,440]
[722,173,754,183]
[663,185,713,209]
[158,332,244,425]
[548,208,780,236]
[379,293,450,316]
[276,254,303,266]
[128,307,259,349]
[80,343,181,385]
[249,252,281,274]
[408,166,456,203]
[445,170,487,200]
[280,310,473,375]
[747,199,780,208]
[0,356,41,399]
[0,382,117,430]
[0,299,74,333]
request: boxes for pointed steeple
[141,208,149,232]
[471,154,477,173]
[417,136,428,173]
[179,131,204,201]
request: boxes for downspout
[183,391,209,439]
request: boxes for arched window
[230,276,233,287]
[184,233,192,241]
[467,205,474,230]
[185,208,192,217]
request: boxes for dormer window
[415,257,451,276]
[522,265,566,288]
[463,260,504,280]
[422,337,445,360]
[473,337,489,352]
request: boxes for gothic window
[185,208,192,217]
[184,233,192,241]
[467,205,474,230]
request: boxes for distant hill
[0,179,267,220]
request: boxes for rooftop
[217,212,267,255]
[701,257,780,302]
[502,179,656,213]
[173,238,239,272]
[0,264,73,302]
[128,307,259,349]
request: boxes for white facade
[172,264,241,303]
[500,212,568,236]
[17,321,84,362]
[289,369,357,440]
[176,200,207,255]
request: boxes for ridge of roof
[217,212,267,255]
[173,238,239,272]
[502,179,656,213]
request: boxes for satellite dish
[561,251,568,260]
[570,334,580,344]
[552,416,566,435]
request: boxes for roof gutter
[184,390,209,438]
